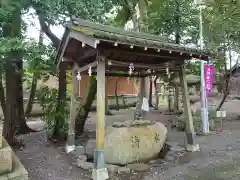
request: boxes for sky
[24,9,64,44]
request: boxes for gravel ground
[15,98,240,180]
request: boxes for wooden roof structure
[56,19,211,76]
[226,62,240,77]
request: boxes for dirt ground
[15,96,240,180]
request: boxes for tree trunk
[24,75,37,117]
[0,73,6,118]
[173,0,180,113]
[114,79,120,111]
[133,0,148,120]
[75,76,97,135]
[217,35,232,111]
[138,0,148,32]
[25,29,44,118]
[52,64,67,138]
[134,77,146,120]
[15,59,35,134]
[3,6,34,135]
[216,88,229,111]
[127,0,138,31]
[217,67,231,111]
[3,62,17,146]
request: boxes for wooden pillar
[105,79,110,115]
[174,85,179,113]
[92,57,108,180]
[149,78,153,107]
[167,85,171,112]
[161,82,165,101]
[154,78,159,110]
[53,63,67,137]
[66,63,79,153]
[179,64,199,152]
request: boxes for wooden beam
[66,63,79,153]
[57,34,70,69]
[77,61,97,73]
[69,30,99,48]
[98,40,208,60]
[100,49,188,61]
[179,63,199,152]
[108,60,177,70]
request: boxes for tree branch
[38,15,60,49]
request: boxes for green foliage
[32,0,114,25]
[36,87,69,134]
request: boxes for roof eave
[55,28,71,70]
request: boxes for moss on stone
[112,120,155,128]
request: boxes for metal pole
[199,3,209,133]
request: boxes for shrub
[36,86,69,135]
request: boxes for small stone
[127,163,150,172]
[84,139,96,158]
[117,167,131,174]
[149,159,165,166]
[165,154,175,162]
[107,164,119,175]
[76,159,93,170]
[77,155,87,162]
[75,145,85,156]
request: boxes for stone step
[0,138,12,175]
[0,138,28,180]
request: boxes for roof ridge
[72,18,169,43]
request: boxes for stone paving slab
[7,150,28,180]
[0,138,28,180]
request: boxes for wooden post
[179,63,199,152]
[154,78,159,110]
[92,57,108,180]
[167,85,171,112]
[66,63,79,153]
[105,79,110,115]
[174,85,179,113]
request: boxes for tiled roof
[69,19,210,57]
